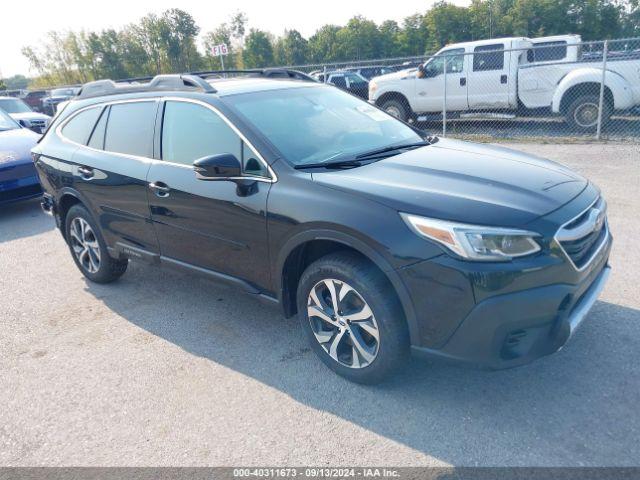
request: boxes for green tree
[336,16,382,60]
[379,20,402,57]
[161,9,202,72]
[243,29,274,68]
[308,25,342,62]
[424,2,473,50]
[397,14,429,55]
[273,30,308,65]
[3,74,29,89]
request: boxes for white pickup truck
[368,34,640,131]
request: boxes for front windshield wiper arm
[294,159,371,170]
[355,140,431,160]
[294,138,437,170]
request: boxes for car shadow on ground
[84,261,640,466]
[0,198,54,243]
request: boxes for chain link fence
[14,36,640,143]
[284,37,640,143]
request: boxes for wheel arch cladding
[277,230,421,345]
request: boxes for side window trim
[158,97,276,182]
[86,105,109,149]
[85,105,105,146]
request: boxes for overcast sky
[0,0,469,78]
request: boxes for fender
[371,70,417,109]
[551,67,635,113]
[275,228,420,346]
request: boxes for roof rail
[76,74,217,99]
[189,68,317,82]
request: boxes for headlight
[400,213,541,261]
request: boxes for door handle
[149,181,171,198]
[460,77,466,86]
[501,74,508,84]
[78,166,94,179]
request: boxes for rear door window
[473,44,505,71]
[61,107,103,145]
[104,101,157,158]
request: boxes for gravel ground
[0,143,639,467]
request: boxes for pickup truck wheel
[566,94,611,132]
[65,204,128,284]
[297,252,409,384]
[380,99,409,122]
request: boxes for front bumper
[404,224,612,369]
[411,262,610,369]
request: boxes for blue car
[0,109,42,204]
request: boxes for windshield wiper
[294,158,371,170]
[355,140,431,160]
[294,138,437,170]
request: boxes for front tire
[297,252,409,384]
[65,204,128,283]
[380,98,410,122]
[565,94,611,132]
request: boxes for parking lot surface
[1,143,639,467]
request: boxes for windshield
[0,98,33,114]
[0,109,20,130]
[226,85,422,166]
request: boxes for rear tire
[297,252,409,384]
[380,99,410,122]
[65,204,128,284]
[565,94,611,132]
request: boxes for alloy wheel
[385,106,401,118]
[307,278,380,368]
[574,102,599,128]
[69,217,101,274]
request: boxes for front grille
[557,197,608,269]
[29,120,46,127]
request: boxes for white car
[369,34,640,131]
[0,96,52,133]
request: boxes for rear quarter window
[61,107,103,145]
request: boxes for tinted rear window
[473,44,505,71]
[104,102,156,157]
[532,41,567,62]
[61,107,103,145]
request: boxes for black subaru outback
[32,70,611,383]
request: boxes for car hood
[373,69,417,83]
[0,128,40,167]
[311,138,588,227]
[9,112,51,122]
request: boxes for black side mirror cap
[193,153,242,180]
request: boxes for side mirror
[193,153,241,180]
[417,64,426,79]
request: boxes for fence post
[596,40,609,140]
[323,65,327,83]
[442,56,447,137]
